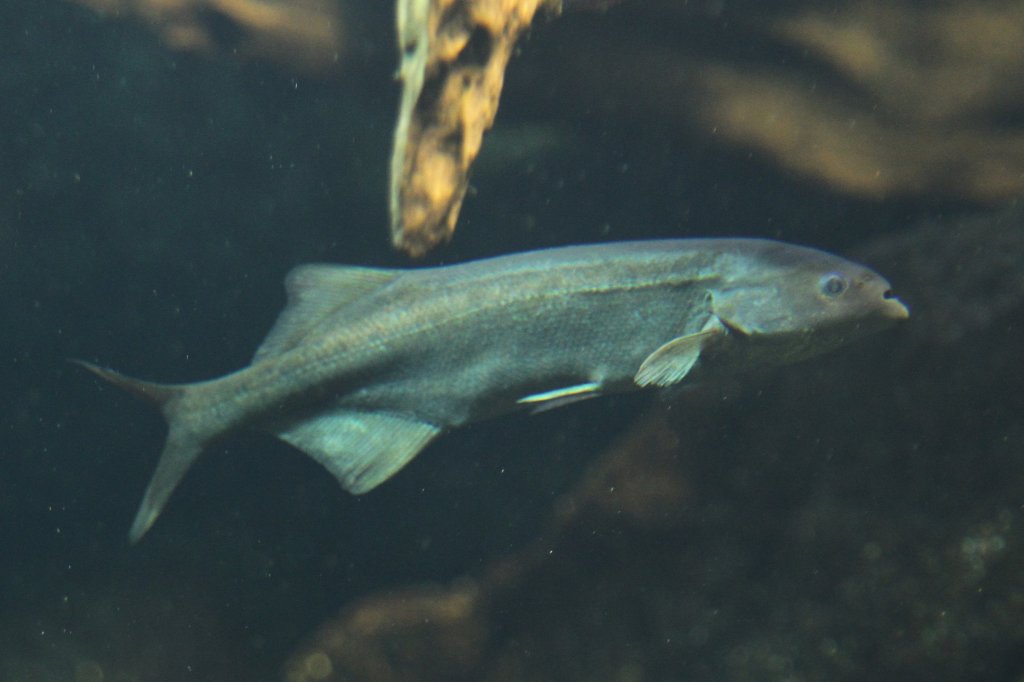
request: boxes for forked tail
[73,360,204,542]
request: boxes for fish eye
[819,273,849,298]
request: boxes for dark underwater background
[2,0,1023,680]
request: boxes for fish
[76,239,909,541]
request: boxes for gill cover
[709,286,795,336]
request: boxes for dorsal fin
[253,264,399,363]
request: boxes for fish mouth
[880,289,910,320]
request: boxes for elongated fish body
[79,239,908,541]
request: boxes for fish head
[709,241,909,363]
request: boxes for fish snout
[879,289,910,320]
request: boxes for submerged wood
[390,0,560,257]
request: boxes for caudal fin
[127,429,204,542]
[73,359,204,543]
[71,359,179,407]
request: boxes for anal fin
[276,410,441,494]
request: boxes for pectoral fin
[517,382,602,413]
[276,410,441,494]
[634,317,726,388]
